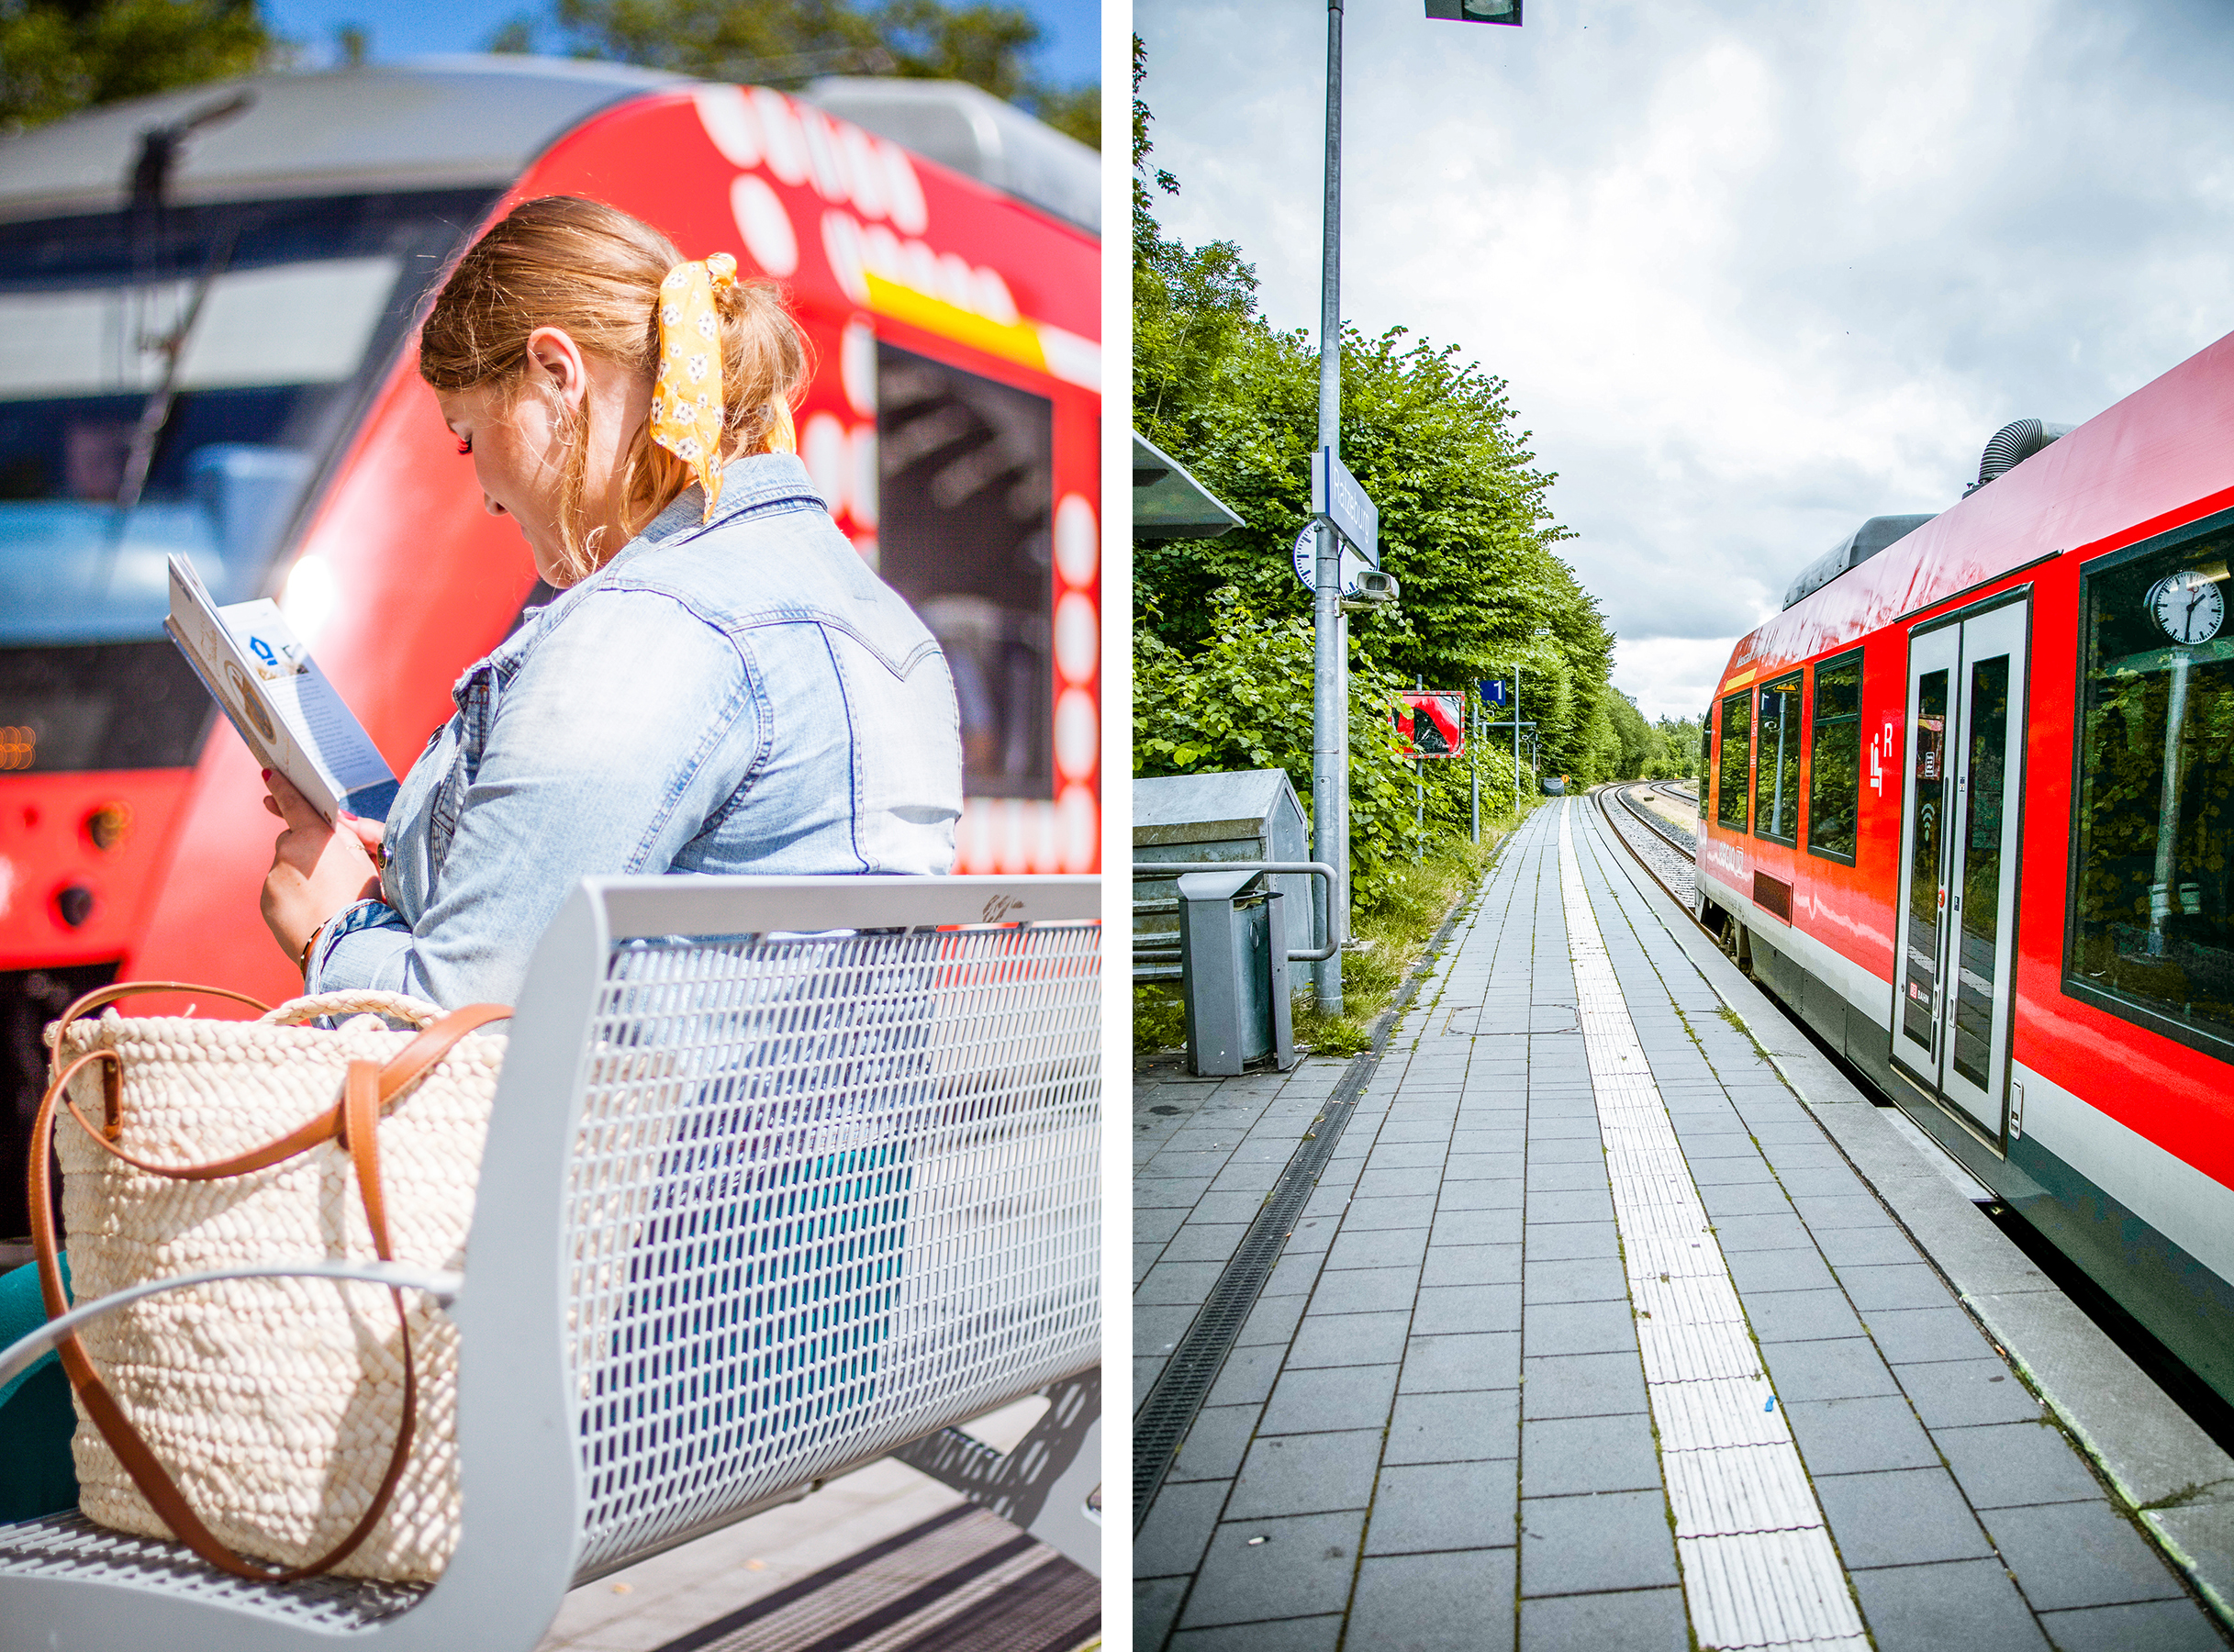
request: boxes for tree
[1654,714,1703,779]
[528,0,1098,148]
[1133,42,1619,891]
[1603,688,1659,782]
[0,0,274,133]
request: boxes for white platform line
[1558,803,1865,1649]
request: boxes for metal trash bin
[1177,867,1296,1076]
[1134,769,1314,995]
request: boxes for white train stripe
[1560,802,1866,1647]
[2015,1061,2234,1289]
[1698,860,2234,1299]
[1695,866,1895,1031]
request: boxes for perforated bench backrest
[559,895,1102,1572]
[0,875,1100,1652]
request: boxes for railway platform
[1134,797,2233,1651]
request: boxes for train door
[1892,599,2029,1141]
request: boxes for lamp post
[1310,0,1346,1015]
[1308,0,1525,1015]
[1425,4,1524,829]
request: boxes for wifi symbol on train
[1919,799,1937,837]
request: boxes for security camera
[1344,568,1400,608]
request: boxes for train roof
[801,77,1099,234]
[1717,325,2234,692]
[0,57,686,223]
[0,57,1100,237]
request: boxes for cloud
[1136,0,2234,720]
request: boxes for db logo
[981,894,1022,923]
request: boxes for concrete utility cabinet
[1177,868,1296,1075]
[1134,769,1315,996]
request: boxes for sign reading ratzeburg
[1312,447,1379,566]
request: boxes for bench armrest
[0,1262,463,1393]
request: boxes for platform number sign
[1398,692,1466,759]
[1480,678,1507,707]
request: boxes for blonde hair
[419,195,808,582]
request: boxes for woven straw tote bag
[29,982,510,1583]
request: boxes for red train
[0,58,1101,1236]
[1698,332,2234,1404]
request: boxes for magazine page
[165,555,398,822]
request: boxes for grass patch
[1134,806,1535,1064]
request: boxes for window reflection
[1754,674,1801,844]
[1717,690,1751,830]
[875,345,1052,798]
[1808,652,1862,861]
[2070,531,2234,1045]
[1903,669,1949,1055]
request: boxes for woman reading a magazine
[257,195,964,1006]
[0,195,962,1525]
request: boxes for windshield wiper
[115,228,234,513]
[114,91,251,515]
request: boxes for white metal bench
[0,874,1100,1649]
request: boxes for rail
[1130,860,1343,963]
[1596,786,1714,937]
[1613,780,1700,857]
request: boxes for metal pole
[1310,0,1346,1014]
[1414,674,1424,863]
[1470,695,1480,843]
[2150,650,2194,954]
[1336,606,1350,940]
[1514,664,1524,809]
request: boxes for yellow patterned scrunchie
[651,252,736,520]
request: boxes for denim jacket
[307,452,963,1009]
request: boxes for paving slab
[1133,800,2231,1649]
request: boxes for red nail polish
[260,768,272,780]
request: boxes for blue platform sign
[1479,678,1508,707]
[1311,447,1379,566]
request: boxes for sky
[1134,0,2234,721]
[262,0,1100,87]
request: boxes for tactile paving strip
[1559,803,1868,1651]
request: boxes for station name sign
[1312,447,1379,567]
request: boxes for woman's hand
[260,770,384,965]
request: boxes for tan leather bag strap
[50,982,274,1044]
[50,1004,512,1181]
[29,1002,509,1580]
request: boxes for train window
[2067,528,2234,1052]
[1753,674,1802,843]
[875,344,1052,798]
[1902,668,1950,1056]
[1717,690,1751,829]
[1698,716,1711,818]
[1807,651,1863,863]
[0,189,495,770]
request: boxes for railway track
[1598,782,1701,915]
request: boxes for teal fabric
[0,1255,70,1408]
[0,1256,77,1522]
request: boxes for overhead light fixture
[1426,0,1523,22]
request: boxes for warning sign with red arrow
[1397,692,1466,759]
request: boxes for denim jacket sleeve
[308,588,762,1008]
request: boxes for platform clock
[2147,569,2225,644]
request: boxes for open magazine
[165,554,398,823]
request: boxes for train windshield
[0,190,490,650]
[2070,529,2234,1050]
